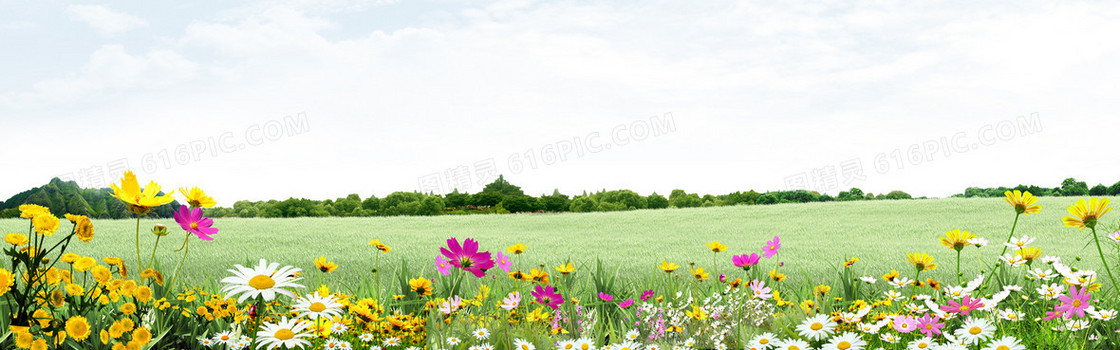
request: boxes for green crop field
[3,196,1115,290]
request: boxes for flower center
[789,347,800,350]
[925,324,933,329]
[759,339,768,344]
[1073,300,1082,307]
[249,275,276,290]
[918,343,928,349]
[581,344,589,350]
[996,346,1009,350]
[190,222,198,229]
[959,306,970,312]
[522,346,530,350]
[274,329,294,340]
[310,302,326,312]
[837,342,850,350]
[811,322,823,331]
[459,258,474,268]
[969,326,981,335]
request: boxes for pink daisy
[762,236,781,258]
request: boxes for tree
[482,175,524,197]
[445,189,470,208]
[669,189,701,208]
[540,189,571,212]
[362,195,380,211]
[1110,181,1120,196]
[470,192,503,207]
[1089,184,1109,196]
[1060,178,1089,196]
[646,192,669,209]
[502,195,540,213]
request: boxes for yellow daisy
[1003,190,1040,215]
[109,171,175,215]
[906,252,937,271]
[1063,198,1111,230]
[939,229,976,251]
[178,187,216,208]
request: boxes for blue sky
[2,0,1119,206]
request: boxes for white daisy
[625,329,640,341]
[1036,283,1061,300]
[292,293,345,321]
[220,259,304,303]
[878,333,898,343]
[371,346,384,350]
[558,340,577,350]
[212,331,237,345]
[600,345,615,350]
[339,341,353,350]
[856,322,881,334]
[822,332,865,350]
[358,333,374,342]
[473,327,491,340]
[384,337,402,347]
[996,309,1022,321]
[980,336,1024,350]
[796,314,836,341]
[199,338,215,347]
[750,332,776,347]
[1089,308,1118,321]
[1066,319,1091,331]
[324,338,342,349]
[447,337,461,346]
[774,339,810,350]
[884,290,904,301]
[859,277,877,284]
[713,344,726,350]
[332,322,349,335]
[575,338,596,350]
[255,317,313,350]
[404,347,418,350]
[943,286,967,299]
[683,338,696,347]
[1040,256,1061,264]
[1004,235,1034,249]
[513,339,536,350]
[954,317,995,345]
[478,343,494,350]
[1026,268,1056,280]
[906,337,934,350]
[967,237,988,247]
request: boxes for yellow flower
[1003,190,1041,215]
[1063,198,1111,230]
[690,267,709,281]
[770,269,786,282]
[178,187,216,208]
[507,243,529,254]
[315,256,338,273]
[103,257,123,266]
[91,266,112,284]
[18,204,50,219]
[30,338,46,350]
[32,214,60,236]
[815,284,832,296]
[65,283,85,296]
[939,229,976,251]
[529,268,550,285]
[65,316,91,342]
[60,253,79,263]
[686,305,707,320]
[706,241,727,253]
[73,216,94,242]
[409,277,432,297]
[121,302,137,315]
[50,290,66,307]
[882,269,899,281]
[906,252,937,271]
[109,171,175,215]
[0,268,13,296]
[99,330,109,345]
[844,257,859,267]
[134,286,153,303]
[368,239,391,253]
[659,260,679,273]
[15,331,32,348]
[6,233,28,246]
[555,262,575,275]
[140,268,164,285]
[131,327,152,346]
[1017,247,1042,264]
[73,257,96,272]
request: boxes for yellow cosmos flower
[178,187,216,208]
[1003,190,1040,215]
[18,204,50,219]
[368,239,391,253]
[686,305,708,320]
[691,267,710,281]
[706,241,727,253]
[507,243,529,254]
[5,233,28,246]
[32,214,60,236]
[815,284,832,296]
[1063,198,1111,230]
[906,252,937,271]
[554,262,575,275]
[939,229,976,251]
[770,269,786,282]
[409,277,432,297]
[844,257,859,267]
[882,269,899,282]
[65,316,91,342]
[659,260,679,273]
[109,171,175,215]
[314,256,338,273]
[1017,247,1042,264]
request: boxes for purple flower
[619,298,634,309]
[732,253,760,269]
[440,238,495,277]
[533,285,563,310]
[640,290,654,301]
[762,236,780,258]
[915,313,944,337]
[173,205,217,241]
[495,252,513,272]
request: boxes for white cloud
[65,5,147,35]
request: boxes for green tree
[646,192,669,209]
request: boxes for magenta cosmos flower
[733,253,760,269]
[915,313,944,337]
[1056,285,1091,318]
[940,295,983,316]
[435,255,452,275]
[619,298,634,308]
[762,236,780,258]
[598,292,614,302]
[533,285,563,309]
[495,252,513,272]
[173,205,217,240]
[440,238,495,277]
[640,290,654,301]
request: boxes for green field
[3,196,1115,290]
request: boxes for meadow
[4,196,1112,290]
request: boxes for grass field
[3,196,1116,291]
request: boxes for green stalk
[164,233,191,298]
[956,250,962,285]
[982,213,1020,290]
[135,215,142,270]
[147,234,162,270]
[1091,226,1119,294]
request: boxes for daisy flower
[856,322,881,334]
[878,333,898,343]
[445,337,461,346]
[954,317,995,345]
[292,293,344,321]
[1088,308,1117,321]
[1026,268,1056,280]
[967,237,988,247]
[473,327,490,340]
[749,332,776,347]
[331,322,348,335]
[575,338,596,350]
[859,277,876,284]
[383,337,402,347]
[774,339,810,350]
[199,338,215,347]
[220,259,304,303]
[616,341,642,350]
[997,309,1022,321]
[513,338,535,350]
[213,331,237,345]
[358,333,374,342]
[796,314,836,341]
[1003,235,1034,249]
[822,332,865,350]
[906,337,934,350]
[981,336,1024,350]
[256,317,313,350]
[624,329,640,341]
[682,338,696,347]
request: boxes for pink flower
[1109,231,1120,243]
[732,253,760,269]
[440,238,495,277]
[500,292,521,310]
[915,313,944,337]
[173,205,217,241]
[1056,285,1091,318]
[1044,304,1064,321]
[533,285,563,310]
[640,290,654,301]
[893,315,918,333]
[619,298,634,308]
[940,295,984,316]
[748,280,772,299]
[762,236,781,258]
[495,252,512,272]
[598,292,614,302]
[435,255,452,275]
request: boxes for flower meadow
[3,173,1120,350]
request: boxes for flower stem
[135,216,142,270]
[147,235,162,270]
[982,213,1020,290]
[164,233,191,298]
[956,250,962,285]
[1090,226,1119,294]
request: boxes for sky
[2,0,1119,207]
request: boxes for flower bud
[151,224,169,236]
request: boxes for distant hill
[0,178,181,219]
